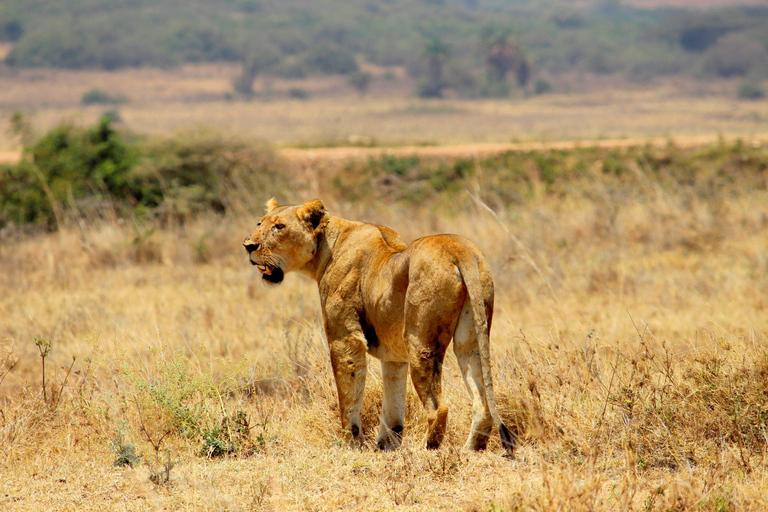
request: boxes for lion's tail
[457,256,517,458]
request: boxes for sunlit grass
[2,138,768,509]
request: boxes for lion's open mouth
[251,260,284,284]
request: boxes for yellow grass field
[3,140,768,510]
[1,64,767,153]
[2,66,768,510]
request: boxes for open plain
[2,64,768,510]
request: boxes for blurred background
[1,0,767,154]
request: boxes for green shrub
[533,78,552,95]
[287,87,310,99]
[135,130,285,221]
[737,81,766,100]
[700,34,768,78]
[0,119,286,230]
[0,117,136,229]
[302,42,359,75]
[348,71,373,95]
[0,19,23,42]
[81,88,128,105]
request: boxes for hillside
[1,0,767,94]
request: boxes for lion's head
[243,198,328,286]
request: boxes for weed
[248,479,271,510]
[111,429,142,468]
[34,337,51,403]
[149,449,175,486]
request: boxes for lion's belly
[366,322,408,362]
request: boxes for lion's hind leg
[376,361,408,451]
[405,301,455,451]
[453,300,494,451]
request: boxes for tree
[480,26,530,96]
[232,45,281,98]
[348,71,373,96]
[417,36,450,98]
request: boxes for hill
[1,0,767,94]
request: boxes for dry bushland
[1,140,768,510]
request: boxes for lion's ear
[297,199,328,232]
[265,198,279,213]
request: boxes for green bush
[737,81,766,100]
[0,117,136,228]
[287,87,310,99]
[0,119,286,230]
[533,78,552,95]
[81,88,128,105]
[134,130,285,221]
[302,42,359,75]
[700,34,768,78]
[0,19,23,42]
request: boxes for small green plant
[34,337,51,403]
[111,430,142,468]
[149,450,175,486]
[201,410,259,458]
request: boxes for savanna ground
[1,64,768,154]
[2,66,768,511]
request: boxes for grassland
[2,134,768,510]
[1,64,768,155]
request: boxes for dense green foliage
[3,117,767,232]
[0,118,284,230]
[1,0,766,90]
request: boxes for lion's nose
[244,241,260,253]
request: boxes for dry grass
[2,139,768,510]
[1,65,767,153]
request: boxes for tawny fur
[244,199,515,456]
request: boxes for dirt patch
[281,133,768,165]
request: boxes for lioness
[244,198,515,456]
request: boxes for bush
[737,81,766,100]
[287,87,310,99]
[0,117,136,229]
[0,19,23,42]
[132,130,286,222]
[534,78,553,95]
[81,88,128,106]
[348,71,373,95]
[0,119,286,230]
[302,43,359,75]
[700,33,768,78]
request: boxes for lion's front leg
[376,361,407,451]
[328,333,368,444]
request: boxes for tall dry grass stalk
[1,142,768,510]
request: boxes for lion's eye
[272,224,285,231]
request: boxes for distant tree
[0,19,23,42]
[480,26,530,95]
[232,46,281,98]
[303,42,359,75]
[417,36,450,98]
[348,71,373,96]
[737,81,766,100]
[700,33,768,78]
